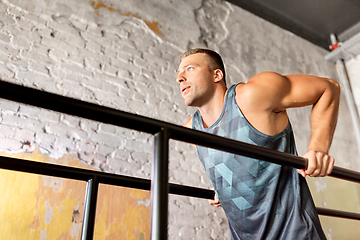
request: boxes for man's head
[180,48,226,87]
[177,49,226,107]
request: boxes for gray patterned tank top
[192,83,326,240]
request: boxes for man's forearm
[308,78,340,153]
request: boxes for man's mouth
[182,86,190,93]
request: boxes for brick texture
[0,0,358,239]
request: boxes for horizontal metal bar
[172,127,360,184]
[317,207,360,221]
[1,80,359,184]
[1,80,360,223]
[0,155,214,199]
[1,156,359,222]
[0,80,165,135]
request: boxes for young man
[177,48,340,239]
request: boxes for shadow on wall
[0,149,150,240]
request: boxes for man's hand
[209,194,221,207]
[297,150,335,177]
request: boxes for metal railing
[1,79,360,239]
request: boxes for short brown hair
[180,48,226,87]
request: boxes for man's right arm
[184,116,221,207]
[184,116,192,128]
[184,116,195,148]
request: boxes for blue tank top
[192,84,326,240]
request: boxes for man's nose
[176,71,186,83]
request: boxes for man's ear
[214,69,224,83]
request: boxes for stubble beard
[183,91,199,107]
[184,96,196,107]
[183,89,206,108]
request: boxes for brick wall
[1,0,360,239]
[0,1,228,239]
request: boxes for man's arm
[184,116,192,129]
[238,72,340,177]
[285,74,340,177]
[183,117,221,206]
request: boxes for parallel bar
[1,80,360,184]
[0,156,150,189]
[0,80,163,135]
[1,156,359,222]
[1,80,360,226]
[170,182,214,200]
[81,176,99,240]
[171,127,360,184]
[151,128,170,240]
[317,207,360,221]
[0,155,214,199]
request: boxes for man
[176,48,340,239]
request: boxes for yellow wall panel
[0,149,150,240]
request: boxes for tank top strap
[193,83,241,131]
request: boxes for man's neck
[198,88,227,128]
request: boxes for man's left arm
[246,72,340,177]
[282,74,341,177]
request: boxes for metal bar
[169,182,214,200]
[317,207,360,221]
[81,176,99,240]
[0,156,150,189]
[335,59,360,153]
[171,126,360,184]
[1,80,360,224]
[1,80,360,184]
[0,80,163,135]
[0,155,213,199]
[1,156,359,222]
[151,128,170,240]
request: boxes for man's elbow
[326,78,341,99]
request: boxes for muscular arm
[279,74,339,152]
[238,72,340,177]
[183,116,221,206]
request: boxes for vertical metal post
[335,59,360,152]
[81,176,100,240]
[329,34,360,153]
[151,128,170,240]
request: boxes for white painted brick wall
[0,0,359,239]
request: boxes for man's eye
[187,67,194,71]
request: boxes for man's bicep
[241,72,337,112]
[239,72,292,112]
[280,74,338,110]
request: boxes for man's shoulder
[234,71,288,113]
[246,71,284,85]
[235,72,286,96]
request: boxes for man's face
[176,53,216,107]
